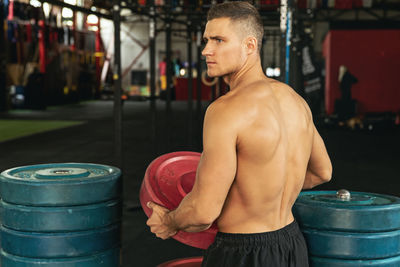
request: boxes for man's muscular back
[215,78,314,233]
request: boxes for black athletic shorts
[201,220,309,267]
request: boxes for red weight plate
[140,151,218,249]
[157,256,203,267]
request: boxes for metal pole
[272,33,276,68]
[279,32,285,83]
[291,12,303,94]
[112,3,124,253]
[280,0,288,83]
[113,1,123,168]
[187,21,193,148]
[285,9,292,84]
[149,3,157,155]
[196,26,202,149]
[0,0,7,112]
[211,83,216,101]
[166,15,172,152]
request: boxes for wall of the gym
[323,29,400,115]
[311,7,400,56]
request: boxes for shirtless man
[146,2,332,266]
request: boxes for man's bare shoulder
[263,78,297,96]
[207,79,279,121]
[204,96,240,127]
[264,78,313,119]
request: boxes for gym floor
[1,100,399,266]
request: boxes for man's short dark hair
[207,1,264,52]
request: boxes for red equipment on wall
[38,20,46,73]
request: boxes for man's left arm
[146,102,238,239]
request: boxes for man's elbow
[320,164,332,183]
[196,206,220,226]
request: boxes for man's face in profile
[202,17,247,78]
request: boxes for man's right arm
[303,125,332,189]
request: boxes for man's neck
[223,57,265,91]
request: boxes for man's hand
[146,201,178,240]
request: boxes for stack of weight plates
[293,190,400,267]
[0,163,122,266]
[140,151,218,250]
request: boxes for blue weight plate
[310,254,400,267]
[1,224,120,258]
[303,227,400,260]
[293,191,400,232]
[0,163,121,206]
[1,199,121,232]
[1,248,120,266]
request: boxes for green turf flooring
[0,120,85,143]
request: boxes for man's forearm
[165,193,214,233]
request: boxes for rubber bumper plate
[157,256,203,267]
[0,163,121,206]
[1,199,121,232]
[302,228,400,260]
[293,191,400,232]
[1,248,120,267]
[1,224,120,258]
[140,151,218,249]
[309,254,400,267]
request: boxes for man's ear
[245,36,258,55]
